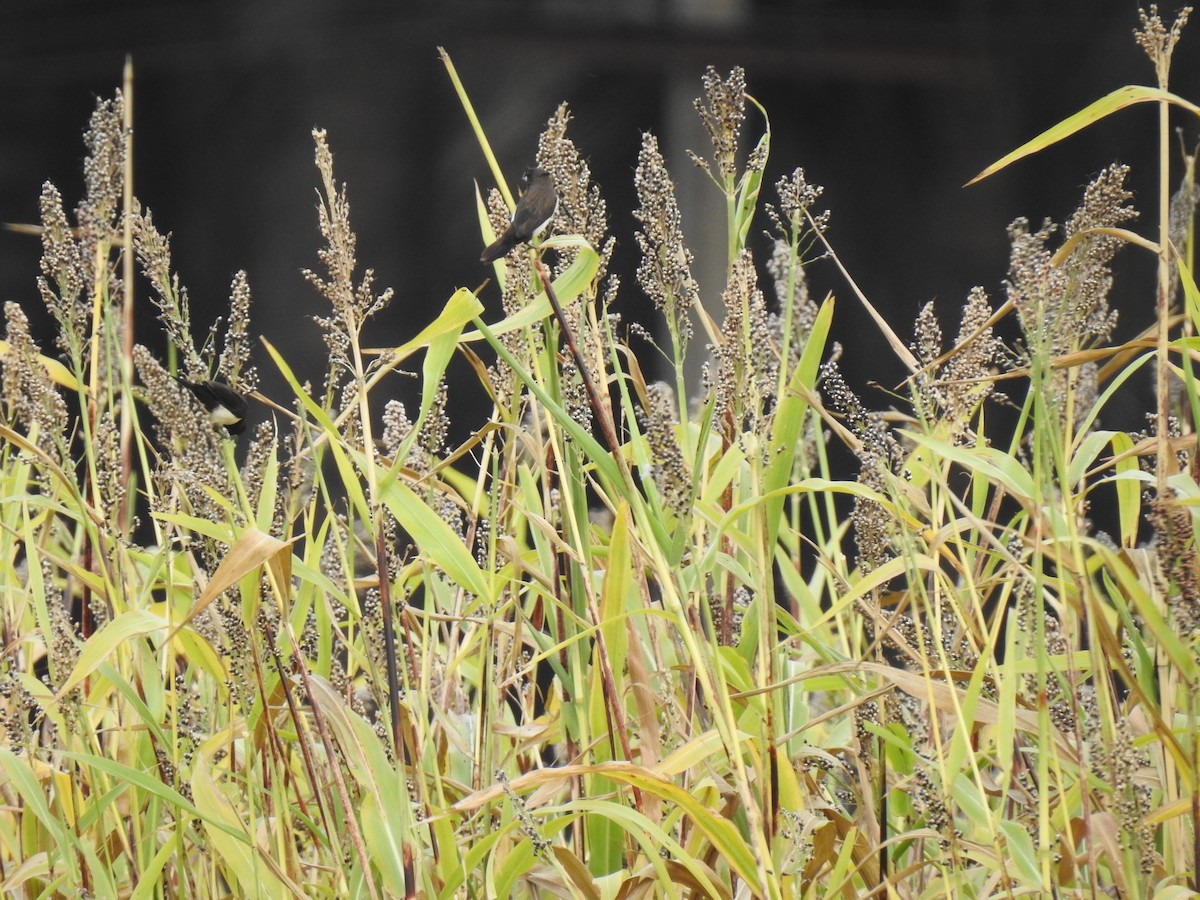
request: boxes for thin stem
[533,258,626,473]
[439,47,514,209]
[120,56,135,535]
[1157,80,1172,496]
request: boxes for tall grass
[0,10,1197,898]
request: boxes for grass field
[0,8,1197,898]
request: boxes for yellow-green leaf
[968,85,1200,185]
[1110,432,1140,547]
[0,340,79,390]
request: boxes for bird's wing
[511,192,554,238]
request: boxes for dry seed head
[820,361,904,571]
[710,248,777,434]
[765,239,820,371]
[912,287,1001,442]
[131,204,202,373]
[92,411,126,528]
[2,302,69,463]
[537,103,611,278]
[912,302,943,374]
[34,92,127,365]
[1007,165,1131,360]
[218,271,257,389]
[1064,163,1136,246]
[634,132,698,346]
[559,354,592,432]
[1148,496,1200,636]
[37,182,91,357]
[911,301,949,423]
[766,239,808,313]
[38,182,85,309]
[46,593,82,699]
[640,381,692,517]
[304,128,394,339]
[693,66,747,183]
[134,345,231,526]
[1135,5,1192,83]
[944,287,1000,389]
[419,380,450,458]
[380,399,413,458]
[77,92,126,239]
[772,168,829,237]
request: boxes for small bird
[178,377,249,435]
[480,167,558,263]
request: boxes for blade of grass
[966,85,1200,185]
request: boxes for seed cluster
[639,382,691,518]
[634,133,698,348]
[911,286,1002,443]
[1,303,68,463]
[690,66,747,184]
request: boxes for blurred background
[0,0,1191,444]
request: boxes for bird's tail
[480,230,515,264]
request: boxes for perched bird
[480,167,558,263]
[178,377,249,435]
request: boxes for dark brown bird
[178,377,249,435]
[480,167,558,263]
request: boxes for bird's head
[522,167,551,188]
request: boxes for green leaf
[586,504,632,876]
[441,46,510,206]
[379,478,491,600]
[254,431,280,534]
[1153,887,1200,899]
[901,431,1034,497]
[597,764,759,886]
[383,290,481,476]
[968,85,1200,185]
[569,800,713,894]
[998,820,1043,887]
[390,287,484,364]
[56,610,166,700]
[733,98,770,249]
[1067,430,1117,488]
[1095,543,1197,680]
[361,792,409,898]
[151,510,236,544]
[130,835,182,900]
[764,294,833,546]
[1181,257,1200,337]
[950,772,992,835]
[1109,432,1141,547]
[192,734,295,900]
[57,750,245,841]
[491,837,538,899]
[0,749,81,884]
[462,244,600,341]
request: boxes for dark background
[0,1,1190,443]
